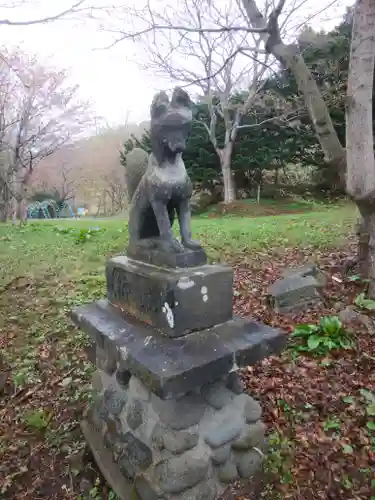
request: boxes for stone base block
[127,240,207,268]
[72,299,286,399]
[267,263,327,313]
[106,256,233,337]
[267,274,322,313]
[83,370,266,500]
[281,263,327,287]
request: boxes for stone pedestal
[72,255,286,500]
[267,263,326,313]
[106,256,233,337]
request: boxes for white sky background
[0,0,354,128]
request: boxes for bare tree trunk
[271,46,345,180]
[9,171,18,223]
[0,179,10,221]
[18,196,28,223]
[218,144,236,204]
[241,0,345,178]
[346,0,375,296]
[241,0,369,272]
[274,164,279,185]
[356,209,371,277]
[15,169,31,223]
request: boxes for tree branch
[0,1,88,26]
[104,24,268,49]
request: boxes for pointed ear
[151,91,169,120]
[171,87,192,111]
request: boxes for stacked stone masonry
[86,343,266,500]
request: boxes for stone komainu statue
[124,87,203,258]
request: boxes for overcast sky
[0,0,353,128]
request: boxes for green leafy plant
[77,477,119,500]
[75,227,101,244]
[360,389,375,432]
[347,274,370,284]
[290,315,354,355]
[21,409,52,432]
[264,431,294,485]
[54,226,72,234]
[53,226,101,244]
[354,292,375,311]
[323,416,341,432]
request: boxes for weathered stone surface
[231,421,266,450]
[105,423,132,463]
[154,453,209,493]
[85,404,103,433]
[71,300,286,399]
[151,393,206,430]
[267,274,321,313]
[126,399,144,430]
[97,346,117,374]
[163,430,199,454]
[226,372,244,394]
[75,87,275,500]
[125,87,207,267]
[85,341,96,365]
[116,369,131,388]
[217,460,239,483]
[358,314,375,332]
[135,475,167,500]
[151,422,165,450]
[92,371,103,393]
[106,416,123,444]
[234,449,263,478]
[244,397,262,423]
[211,443,231,465]
[129,376,151,402]
[127,245,207,269]
[338,306,360,324]
[100,386,127,418]
[81,420,134,500]
[281,263,327,287]
[179,481,217,500]
[117,432,153,479]
[106,257,233,338]
[204,415,243,448]
[201,381,234,409]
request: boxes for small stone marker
[267,263,326,313]
[71,87,286,500]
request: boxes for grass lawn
[1,201,374,499]
[0,201,355,285]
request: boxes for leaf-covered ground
[1,202,374,499]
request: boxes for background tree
[116,0,375,276]
[0,47,93,221]
[33,159,79,207]
[121,91,319,202]
[0,0,103,27]
[346,0,375,296]
[112,0,348,204]
[120,0,279,203]
[266,14,352,192]
[240,0,347,184]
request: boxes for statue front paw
[159,238,184,253]
[182,238,202,250]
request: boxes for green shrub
[290,316,354,356]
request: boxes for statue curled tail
[124,147,149,203]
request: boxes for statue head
[150,87,193,162]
